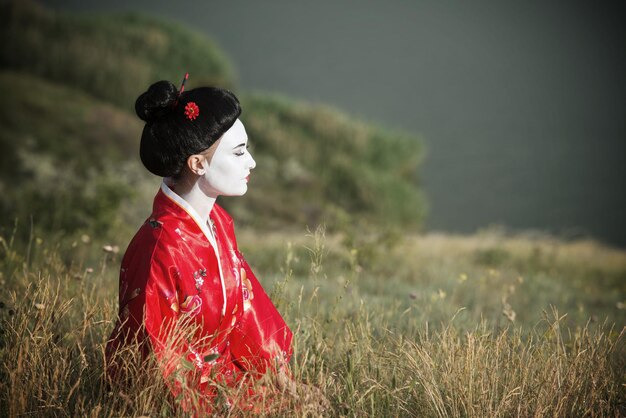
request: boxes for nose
[248,151,256,170]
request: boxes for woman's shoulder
[122,217,183,263]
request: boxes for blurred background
[1,0,625,247]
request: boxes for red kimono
[106,182,292,411]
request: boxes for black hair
[135,80,241,178]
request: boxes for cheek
[203,158,247,195]
[209,159,240,182]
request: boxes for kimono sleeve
[229,256,293,375]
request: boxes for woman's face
[199,119,256,197]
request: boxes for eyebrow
[233,143,246,149]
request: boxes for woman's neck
[168,176,216,225]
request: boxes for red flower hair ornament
[184,101,200,121]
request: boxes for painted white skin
[198,119,256,198]
[172,119,256,224]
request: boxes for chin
[225,185,248,197]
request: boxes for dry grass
[403,312,624,417]
[1,228,624,417]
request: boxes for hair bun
[135,80,178,122]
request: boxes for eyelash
[234,145,250,157]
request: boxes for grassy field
[1,225,624,417]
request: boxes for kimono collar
[160,180,216,245]
[160,180,227,316]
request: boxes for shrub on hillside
[236,94,427,230]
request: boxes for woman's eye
[234,144,250,156]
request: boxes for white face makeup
[198,119,256,197]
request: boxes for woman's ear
[187,154,206,176]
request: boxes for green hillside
[238,94,426,229]
[0,71,147,237]
[0,0,236,109]
[0,0,426,241]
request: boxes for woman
[105,76,293,412]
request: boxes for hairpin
[179,72,189,96]
[173,72,189,107]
